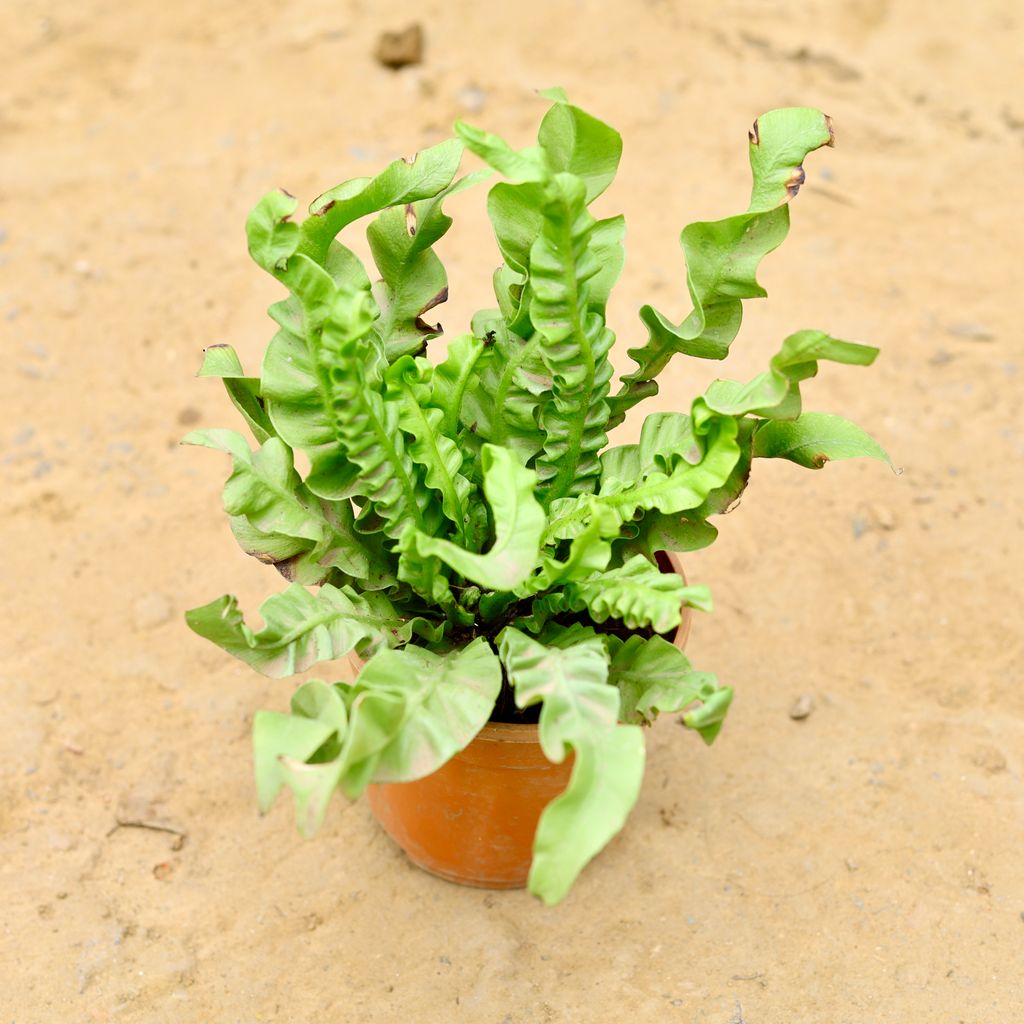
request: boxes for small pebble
[868,503,896,531]
[970,744,1007,774]
[133,592,173,630]
[375,24,423,70]
[789,694,816,720]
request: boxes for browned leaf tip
[748,118,760,146]
[419,286,448,316]
[824,113,835,146]
[375,24,423,70]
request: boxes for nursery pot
[363,551,692,890]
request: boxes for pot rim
[472,720,542,742]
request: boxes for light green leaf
[610,107,835,425]
[682,686,734,744]
[752,411,890,468]
[588,215,626,315]
[529,173,615,501]
[455,121,549,183]
[245,189,301,273]
[249,639,501,834]
[182,429,390,586]
[546,415,741,542]
[298,139,465,265]
[268,286,439,538]
[252,679,347,814]
[531,726,644,905]
[537,99,622,202]
[184,583,414,678]
[486,182,547,276]
[431,332,486,438]
[637,412,701,474]
[607,635,715,722]
[701,330,879,420]
[359,639,501,783]
[564,554,710,634]
[460,320,547,465]
[498,627,644,905]
[616,513,719,562]
[384,356,482,547]
[515,501,618,597]
[196,344,275,444]
[395,529,460,613]
[407,445,545,590]
[366,170,489,361]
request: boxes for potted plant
[185,91,888,905]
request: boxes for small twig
[106,818,188,850]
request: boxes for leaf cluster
[186,94,887,903]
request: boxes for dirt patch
[2,1,1022,1020]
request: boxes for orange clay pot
[364,551,691,889]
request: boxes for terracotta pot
[364,551,691,889]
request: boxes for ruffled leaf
[563,554,711,634]
[367,170,490,361]
[608,635,730,739]
[700,329,879,420]
[515,501,619,597]
[184,583,420,678]
[537,96,622,203]
[529,173,615,501]
[251,640,501,833]
[406,444,545,591]
[289,287,438,537]
[460,318,547,465]
[297,139,465,264]
[252,680,347,814]
[357,639,502,783]
[183,430,390,587]
[752,411,890,468]
[384,355,483,548]
[610,107,835,425]
[498,627,644,905]
[546,415,741,542]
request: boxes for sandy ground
[2,0,1023,1020]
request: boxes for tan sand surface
[2,1,1022,1020]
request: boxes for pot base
[365,722,573,890]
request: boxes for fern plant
[186,91,888,904]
